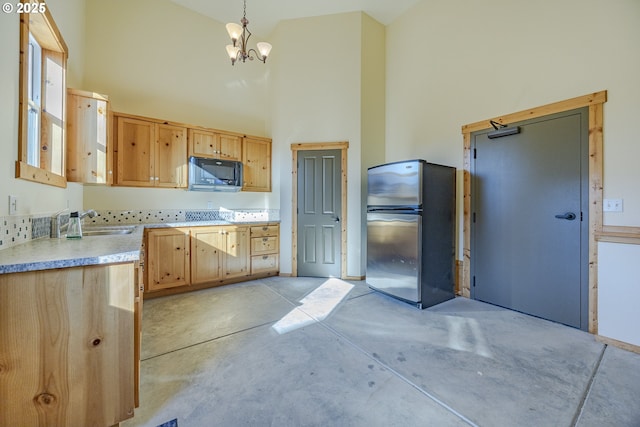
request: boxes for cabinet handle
[262,226,268,231]
[262,255,268,260]
[262,237,268,242]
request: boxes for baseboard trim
[344,275,365,281]
[596,334,640,354]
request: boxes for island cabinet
[0,263,137,427]
[250,224,280,276]
[242,137,272,192]
[191,225,250,284]
[113,114,188,188]
[146,227,191,292]
[188,128,242,160]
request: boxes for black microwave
[188,157,243,192]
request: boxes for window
[17,3,68,187]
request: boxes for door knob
[334,216,340,223]
[555,212,576,220]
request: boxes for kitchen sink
[81,225,136,236]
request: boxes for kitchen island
[0,216,280,426]
[0,227,144,427]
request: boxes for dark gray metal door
[471,108,589,330]
[297,150,341,277]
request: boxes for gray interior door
[471,108,589,330]
[297,150,342,277]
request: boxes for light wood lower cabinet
[250,224,280,275]
[0,263,137,427]
[191,226,249,284]
[146,227,191,291]
[145,223,279,297]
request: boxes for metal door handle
[334,216,340,223]
[555,212,576,220]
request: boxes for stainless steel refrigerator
[366,159,456,309]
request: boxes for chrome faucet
[79,209,98,220]
[50,208,70,238]
[50,208,98,238]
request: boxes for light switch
[603,198,623,212]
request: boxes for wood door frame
[291,142,349,279]
[461,91,607,334]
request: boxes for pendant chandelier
[225,0,272,66]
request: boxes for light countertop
[0,219,280,274]
[0,226,144,274]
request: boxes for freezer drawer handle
[555,212,576,220]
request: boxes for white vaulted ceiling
[170,0,423,36]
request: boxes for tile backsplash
[0,215,42,250]
[0,208,280,251]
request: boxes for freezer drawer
[366,212,421,303]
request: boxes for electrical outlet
[9,195,17,215]
[603,198,623,212]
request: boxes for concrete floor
[123,277,640,427]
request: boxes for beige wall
[0,0,85,216]
[385,0,640,342]
[268,12,371,277]
[386,0,640,231]
[81,0,275,212]
[360,15,386,273]
[598,242,640,346]
[83,0,268,136]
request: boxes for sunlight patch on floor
[272,278,354,334]
[446,315,493,358]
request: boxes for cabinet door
[189,128,218,158]
[156,124,187,188]
[0,264,135,426]
[117,117,155,186]
[242,137,272,192]
[66,89,110,184]
[189,129,241,161]
[147,228,190,291]
[191,227,225,284]
[218,133,242,160]
[224,226,250,279]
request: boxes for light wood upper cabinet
[242,137,272,192]
[111,111,271,191]
[114,114,187,188]
[66,88,111,184]
[146,228,191,291]
[189,128,242,160]
[156,124,188,187]
[117,117,155,186]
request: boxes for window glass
[17,6,68,187]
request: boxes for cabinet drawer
[251,236,278,254]
[250,224,279,237]
[251,254,279,274]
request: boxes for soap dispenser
[66,211,82,239]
